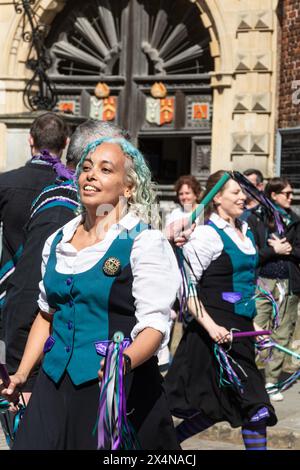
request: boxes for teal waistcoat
[198,221,258,319]
[42,222,147,385]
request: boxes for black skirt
[165,310,277,428]
[13,357,180,450]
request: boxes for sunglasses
[279,191,294,198]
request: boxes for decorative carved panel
[186,95,212,129]
[237,12,252,32]
[233,94,251,113]
[233,93,271,114]
[235,53,251,73]
[231,133,269,155]
[237,11,273,32]
[191,139,211,179]
[253,53,272,72]
[251,93,271,113]
[55,95,81,115]
[254,11,273,31]
[250,134,269,155]
[231,133,249,154]
[235,52,272,73]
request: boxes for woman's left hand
[97,359,105,382]
[165,219,196,247]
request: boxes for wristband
[123,353,132,375]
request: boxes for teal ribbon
[189,172,232,225]
[0,399,25,447]
[255,284,279,329]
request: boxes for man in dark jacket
[0,113,69,319]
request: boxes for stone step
[196,422,300,450]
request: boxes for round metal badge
[113,331,124,343]
[102,257,121,276]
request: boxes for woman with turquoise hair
[0,135,181,450]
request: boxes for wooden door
[47,0,213,183]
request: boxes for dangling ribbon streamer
[176,247,201,321]
[256,337,300,392]
[266,369,300,394]
[95,331,140,450]
[215,331,271,390]
[213,343,247,395]
[0,397,26,448]
[231,172,285,236]
[256,337,300,361]
[255,279,280,330]
[176,248,188,322]
[175,239,206,322]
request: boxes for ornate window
[47,0,213,79]
[46,0,213,184]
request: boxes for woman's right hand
[0,372,27,406]
[268,236,292,255]
[206,323,231,344]
[97,359,105,383]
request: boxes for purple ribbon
[250,406,270,423]
[222,292,242,303]
[214,344,245,395]
[32,150,75,180]
[43,335,55,353]
[96,337,136,450]
[232,172,285,236]
[95,339,131,356]
[232,330,271,338]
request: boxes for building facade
[277,0,300,197]
[0,0,280,192]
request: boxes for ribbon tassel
[96,332,140,450]
[214,344,247,395]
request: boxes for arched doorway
[46,0,213,187]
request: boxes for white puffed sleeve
[183,225,223,295]
[37,230,59,314]
[130,229,181,350]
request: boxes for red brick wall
[279,1,300,128]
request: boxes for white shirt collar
[111,211,141,231]
[210,212,248,235]
[59,211,141,244]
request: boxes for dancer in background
[165,170,277,450]
[166,175,202,226]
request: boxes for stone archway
[4,0,227,112]
[1,0,279,180]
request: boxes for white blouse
[38,212,181,350]
[183,212,256,287]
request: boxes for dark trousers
[13,369,99,450]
